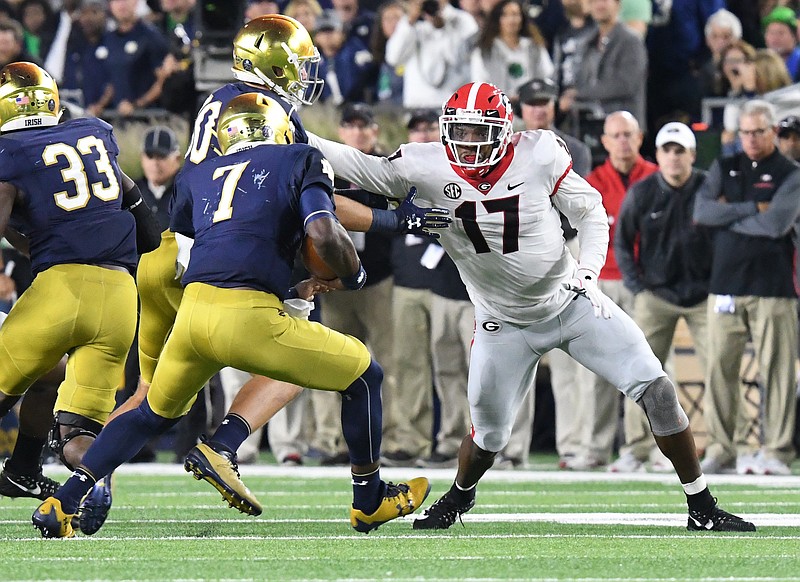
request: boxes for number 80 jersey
[0,118,136,275]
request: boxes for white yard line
[40,463,800,488]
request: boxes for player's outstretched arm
[334,187,451,237]
[307,132,409,198]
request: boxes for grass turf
[2,463,799,581]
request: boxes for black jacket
[615,169,712,307]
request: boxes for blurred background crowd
[1,0,800,475]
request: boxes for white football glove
[563,267,614,319]
[174,232,194,280]
[284,298,314,319]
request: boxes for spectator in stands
[563,0,648,130]
[694,99,800,476]
[135,126,181,230]
[371,0,405,104]
[244,0,281,22]
[718,40,757,154]
[551,0,596,129]
[0,19,37,68]
[645,0,724,128]
[698,9,744,99]
[470,0,554,103]
[310,103,396,466]
[382,110,442,466]
[155,0,198,120]
[332,0,375,47]
[754,48,793,94]
[513,77,593,469]
[314,9,376,104]
[18,0,57,61]
[763,6,800,81]
[99,0,168,116]
[777,114,800,161]
[571,110,657,471]
[612,122,713,473]
[619,0,651,38]
[58,0,112,116]
[384,0,478,109]
[285,0,323,34]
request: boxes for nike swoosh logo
[507,182,524,191]
[351,480,369,486]
[6,476,40,496]
[650,211,663,219]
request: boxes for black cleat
[413,487,475,530]
[687,498,756,532]
[0,461,60,500]
[77,473,113,535]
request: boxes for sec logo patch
[444,183,462,199]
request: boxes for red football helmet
[440,82,514,177]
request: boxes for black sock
[5,433,47,475]
[450,482,476,503]
[686,487,715,513]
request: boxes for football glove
[563,268,614,319]
[394,187,451,238]
[174,232,194,280]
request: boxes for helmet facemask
[440,111,512,176]
[231,15,325,106]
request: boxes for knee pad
[636,376,689,437]
[48,411,103,471]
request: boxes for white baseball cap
[655,122,696,150]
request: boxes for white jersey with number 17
[309,129,610,325]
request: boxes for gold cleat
[350,477,431,533]
[32,497,76,538]
[184,440,263,516]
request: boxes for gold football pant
[0,264,137,424]
[147,283,371,419]
[137,231,183,384]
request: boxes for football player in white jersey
[308,82,755,532]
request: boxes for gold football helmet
[0,62,60,132]
[217,93,294,154]
[232,14,323,106]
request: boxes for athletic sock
[5,433,47,475]
[351,467,384,514]
[208,413,251,455]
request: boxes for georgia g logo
[481,320,502,333]
[444,183,462,199]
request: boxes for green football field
[2,461,799,581]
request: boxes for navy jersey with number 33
[0,117,136,275]
[171,143,334,298]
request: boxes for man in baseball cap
[777,115,800,161]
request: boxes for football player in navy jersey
[34,93,431,538]
[0,62,157,534]
[117,14,447,519]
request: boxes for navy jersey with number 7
[0,117,136,275]
[171,142,334,298]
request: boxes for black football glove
[393,187,451,238]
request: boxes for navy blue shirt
[61,29,109,108]
[171,143,334,298]
[97,20,168,105]
[0,118,137,275]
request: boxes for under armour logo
[407,216,422,229]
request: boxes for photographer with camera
[385,0,478,108]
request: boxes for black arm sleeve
[123,183,162,254]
